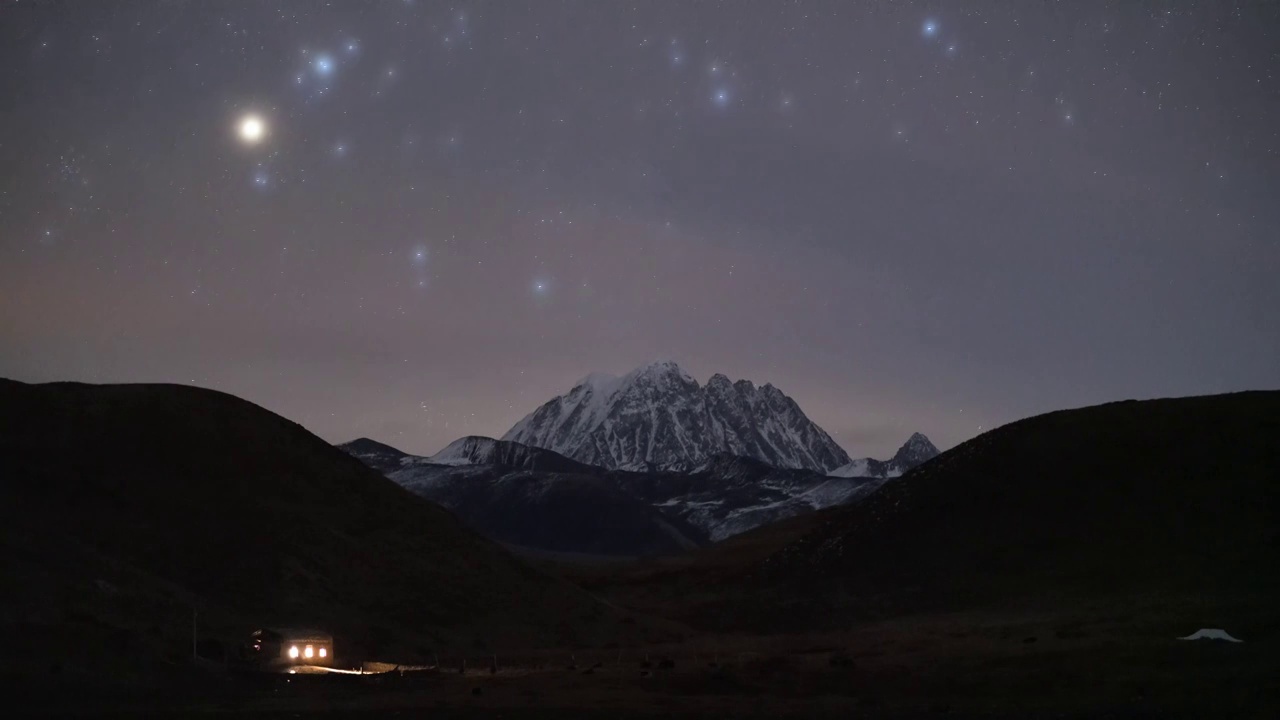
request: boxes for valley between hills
[3,371,1277,718]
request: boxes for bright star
[237,114,266,144]
[314,55,334,76]
[713,89,730,107]
[922,20,939,38]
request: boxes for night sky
[1,1,1276,459]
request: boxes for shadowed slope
[759,392,1280,604]
[566,391,1280,631]
[0,379,618,689]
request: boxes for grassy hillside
[0,379,628,694]
[563,391,1280,631]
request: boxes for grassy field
[19,592,1276,718]
[7,385,1278,717]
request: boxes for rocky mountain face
[501,361,852,472]
[340,436,888,551]
[385,460,710,556]
[624,454,887,541]
[829,432,940,479]
[427,435,599,474]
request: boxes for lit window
[304,645,314,659]
[288,645,299,659]
[319,647,327,658]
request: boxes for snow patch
[1178,628,1243,642]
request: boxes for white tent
[1177,628,1243,643]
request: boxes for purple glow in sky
[1,1,1277,458]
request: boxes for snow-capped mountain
[501,361,852,473]
[828,432,941,479]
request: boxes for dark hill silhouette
[0,379,617,690]
[567,391,1280,631]
[757,391,1280,606]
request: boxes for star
[313,54,334,77]
[237,114,266,144]
[922,19,939,38]
[713,88,730,107]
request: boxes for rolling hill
[0,379,622,692]
[568,391,1280,631]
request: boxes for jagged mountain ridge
[501,361,853,472]
[829,432,941,479]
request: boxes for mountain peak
[339,437,407,456]
[828,432,939,479]
[502,363,850,472]
[628,359,696,384]
[638,359,683,372]
[892,432,940,467]
[336,437,410,474]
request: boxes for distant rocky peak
[828,432,940,479]
[707,372,733,387]
[892,432,940,467]
[336,437,410,474]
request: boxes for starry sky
[1,1,1277,459]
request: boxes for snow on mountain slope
[341,435,886,547]
[426,435,598,473]
[829,432,940,478]
[502,361,852,472]
[386,460,708,556]
[338,437,411,474]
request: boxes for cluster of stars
[3,0,1274,460]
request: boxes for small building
[241,628,335,669]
